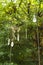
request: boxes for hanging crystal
[11,41,14,47]
[8,38,10,45]
[33,14,37,22]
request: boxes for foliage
[0,0,43,65]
